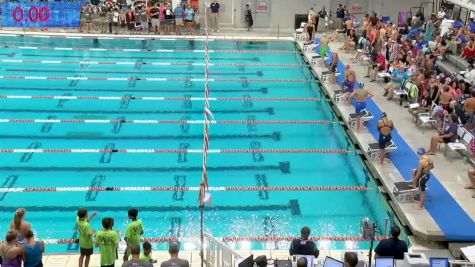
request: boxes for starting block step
[393,181,421,203]
[348,109,374,129]
[367,140,397,160]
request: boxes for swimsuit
[378,119,393,149]
[1,245,22,267]
[418,158,433,192]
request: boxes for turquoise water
[0,35,397,252]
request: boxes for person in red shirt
[368,51,386,81]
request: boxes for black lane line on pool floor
[20,142,41,163]
[0,132,282,141]
[0,161,291,173]
[5,68,264,77]
[86,174,106,201]
[0,107,275,115]
[14,54,262,62]
[0,86,270,94]
[0,175,18,201]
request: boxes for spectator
[336,3,345,28]
[374,226,408,259]
[339,29,357,52]
[158,2,166,33]
[77,208,97,267]
[439,85,454,110]
[0,230,24,267]
[350,85,374,132]
[10,208,31,244]
[23,230,44,267]
[140,241,156,264]
[83,3,95,33]
[452,17,464,30]
[122,244,151,267]
[126,8,135,33]
[174,2,185,34]
[210,0,220,32]
[163,4,174,34]
[95,217,121,267]
[344,252,358,267]
[377,112,394,164]
[464,89,475,128]
[317,6,328,32]
[289,226,319,257]
[425,113,459,155]
[437,7,446,19]
[384,65,408,101]
[409,89,433,122]
[123,208,144,262]
[160,243,190,267]
[184,4,195,34]
[245,4,253,31]
[464,65,475,85]
[369,12,379,27]
[151,3,160,34]
[297,257,308,267]
[461,36,475,60]
[367,50,386,82]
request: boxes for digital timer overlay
[1,2,81,28]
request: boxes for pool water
[0,35,397,252]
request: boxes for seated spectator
[437,7,446,19]
[374,226,408,259]
[0,230,24,267]
[122,244,152,267]
[409,89,433,121]
[452,16,465,30]
[289,226,319,257]
[425,113,459,155]
[384,65,408,100]
[297,257,308,267]
[23,230,44,267]
[464,90,475,128]
[160,243,189,267]
[461,36,475,60]
[439,85,455,110]
[339,29,357,52]
[465,168,475,198]
[344,252,358,267]
[464,64,475,85]
[367,50,386,82]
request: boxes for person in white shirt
[437,7,446,20]
[464,64,475,85]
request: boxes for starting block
[333,90,349,103]
[320,71,340,84]
[367,139,397,160]
[304,43,317,53]
[312,55,324,67]
[393,181,421,203]
[348,109,374,129]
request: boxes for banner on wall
[1,2,81,28]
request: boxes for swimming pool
[0,34,397,252]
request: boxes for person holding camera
[374,226,408,259]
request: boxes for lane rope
[0,76,310,83]
[0,186,370,193]
[37,236,386,244]
[0,95,321,102]
[0,119,335,125]
[0,45,293,54]
[0,148,352,154]
[0,59,301,67]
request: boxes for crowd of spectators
[306,3,475,199]
[79,0,197,34]
[0,208,190,267]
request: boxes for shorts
[175,18,183,25]
[442,137,453,143]
[419,174,429,192]
[354,101,366,116]
[101,264,114,267]
[127,23,135,30]
[80,247,93,256]
[151,18,160,27]
[164,19,173,25]
[379,134,392,149]
[185,19,193,23]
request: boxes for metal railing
[203,232,246,267]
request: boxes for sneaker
[387,97,393,101]
[364,75,370,78]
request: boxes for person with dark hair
[160,243,189,267]
[289,227,319,256]
[344,252,358,267]
[140,241,156,264]
[297,257,308,267]
[424,113,459,155]
[122,244,151,267]
[245,4,253,31]
[95,217,120,267]
[0,230,24,267]
[77,208,97,267]
[374,226,408,259]
[23,230,44,267]
[124,208,144,262]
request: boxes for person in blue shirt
[183,4,195,34]
[469,18,475,34]
[384,65,408,100]
[209,0,220,32]
[174,2,184,35]
[452,17,464,29]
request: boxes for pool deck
[295,35,475,243]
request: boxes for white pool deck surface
[0,28,474,265]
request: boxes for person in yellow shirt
[76,208,97,267]
[140,241,156,264]
[95,217,120,267]
[123,208,144,262]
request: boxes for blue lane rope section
[312,40,475,241]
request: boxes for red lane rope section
[219,149,351,154]
[42,236,387,244]
[6,186,369,192]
